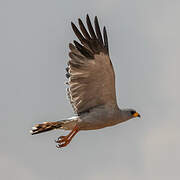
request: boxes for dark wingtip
[86,14,96,39]
[73,40,78,45]
[86,14,91,25]
[71,22,75,29]
[78,18,83,27]
[103,26,109,54]
[78,17,91,40]
[94,16,98,26]
[78,18,81,22]
[94,16,103,44]
[70,15,109,56]
[86,14,90,18]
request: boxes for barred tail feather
[30,121,62,135]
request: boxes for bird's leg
[55,126,79,148]
[55,127,76,142]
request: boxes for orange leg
[55,126,79,148]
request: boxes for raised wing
[66,15,117,115]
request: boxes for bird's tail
[30,121,63,135]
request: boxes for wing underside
[66,15,117,115]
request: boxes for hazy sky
[1,0,180,180]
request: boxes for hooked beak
[133,112,141,118]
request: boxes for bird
[30,15,141,148]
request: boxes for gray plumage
[30,15,140,145]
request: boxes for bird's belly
[77,109,121,130]
[78,120,110,130]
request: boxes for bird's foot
[55,136,70,148]
[56,136,67,141]
[55,126,79,148]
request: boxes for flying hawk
[30,15,141,148]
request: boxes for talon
[55,139,70,148]
[55,136,67,143]
[60,136,66,139]
[59,139,65,143]
[59,143,67,148]
[57,136,66,141]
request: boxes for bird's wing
[66,15,117,115]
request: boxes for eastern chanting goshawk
[30,15,141,148]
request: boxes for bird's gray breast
[77,105,122,130]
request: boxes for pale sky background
[0,0,180,180]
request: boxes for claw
[55,139,70,148]
[59,136,66,139]
[55,136,67,143]
[55,136,66,143]
[57,136,67,141]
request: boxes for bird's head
[122,108,141,121]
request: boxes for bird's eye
[130,111,136,115]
